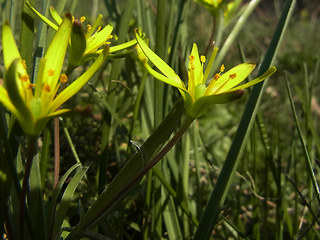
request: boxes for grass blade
[162,194,183,239]
[285,74,320,205]
[68,99,185,236]
[48,163,81,238]
[194,0,296,238]
[28,153,47,240]
[53,164,90,237]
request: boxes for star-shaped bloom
[26,1,136,72]
[0,14,109,136]
[135,29,276,118]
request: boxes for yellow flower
[0,15,109,136]
[26,1,136,71]
[135,29,276,118]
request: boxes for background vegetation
[0,0,319,239]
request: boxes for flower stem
[19,135,37,240]
[73,115,194,233]
[53,118,60,188]
[141,116,194,176]
[107,116,193,215]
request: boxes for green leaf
[163,195,183,239]
[29,153,47,239]
[285,75,320,204]
[48,163,81,238]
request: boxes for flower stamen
[21,60,27,70]
[86,24,92,32]
[60,74,68,84]
[106,35,113,44]
[48,69,55,76]
[213,80,229,94]
[20,74,29,82]
[43,83,51,92]
[213,74,220,81]
[200,55,206,63]
[229,73,236,79]
[220,64,225,73]
[27,83,36,89]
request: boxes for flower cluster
[26,1,136,73]
[0,15,109,135]
[135,29,276,118]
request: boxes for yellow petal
[135,29,184,89]
[2,22,22,69]
[205,63,255,95]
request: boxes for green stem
[19,135,37,240]
[143,117,194,176]
[204,16,216,56]
[85,116,193,231]
[53,118,60,188]
[67,99,186,236]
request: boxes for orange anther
[220,64,225,72]
[87,24,92,32]
[214,73,220,81]
[43,83,51,92]
[20,74,29,82]
[48,69,54,76]
[27,83,36,89]
[229,73,236,79]
[189,55,195,62]
[60,74,68,83]
[21,60,27,70]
